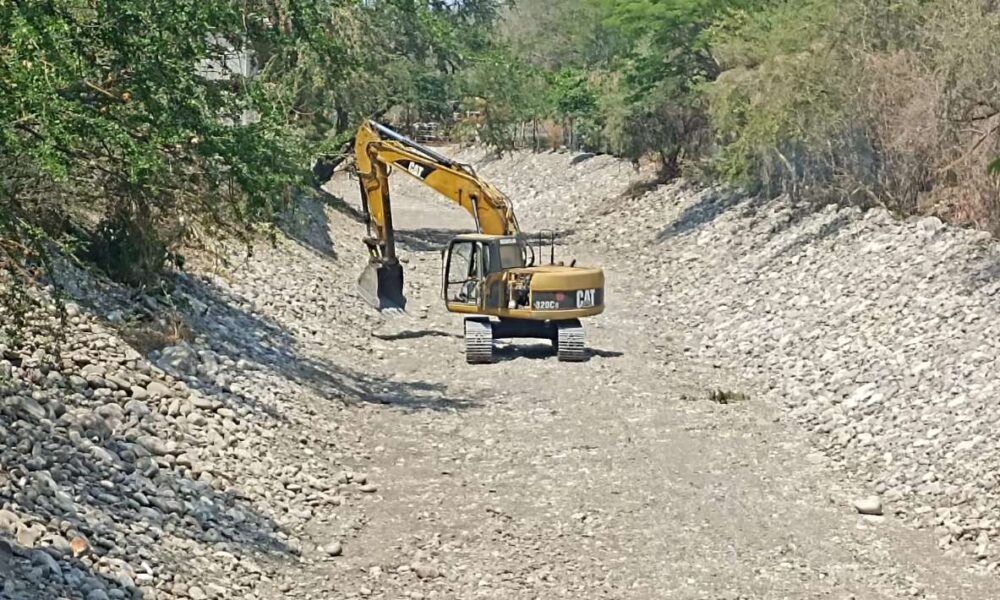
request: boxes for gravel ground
[1,147,997,598]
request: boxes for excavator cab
[442,235,529,311]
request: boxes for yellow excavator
[354,120,604,363]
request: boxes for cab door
[442,240,485,312]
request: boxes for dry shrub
[856,51,941,214]
[543,121,565,150]
[708,0,1000,231]
[117,311,193,355]
[931,120,1000,230]
[847,0,1000,227]
[917,0,1000,230]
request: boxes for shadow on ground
[278,192,365,261]
[0,190,478,598]
[949,237,1000,298]
[0,530,137,600]
[396,228,465,252]
[656,190,748,242]
[278,196,338,260]
[656,189,857,264]
[0,384,290,599]
[172,274,476,413]
[398,227,576,256]
[0,252,478,595]
[494,343,623,363]
[372,329,462,341]
[764,211,854,265]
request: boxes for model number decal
[534,300,558,310]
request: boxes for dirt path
[260,169,994,600]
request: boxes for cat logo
[576,289,596,308]
[405,161,433,180]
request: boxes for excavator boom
[357,121,520,236]
[354,121,519,311]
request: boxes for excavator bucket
[357,260,407,312]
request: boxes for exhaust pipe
[357,259,407,313]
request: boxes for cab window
[498,243,525,269]
[446,241,480,304]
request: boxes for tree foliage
[491,0,1000,230]
[6,0,1000,324]
[705,0,1000,225]
[494,0,750,167]
[0,0,507,307]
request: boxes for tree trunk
[335,107,349,134]
[659,147,682,180]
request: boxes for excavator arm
[356,121,520,238]
[354,120,521,311]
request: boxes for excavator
[353,120,604,363]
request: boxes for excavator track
[555,319,586,362]
[464,318,494,364]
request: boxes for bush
[706,0,1000,228]
[1,0,512,305]
[459,49,552,152]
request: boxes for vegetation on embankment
[0,0,506,333]
[3,0,1000,338]
[495,0,1000,232]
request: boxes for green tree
[459,48,550,152]
[1,0,512,341]
[547,67,600,150]
[594,0,755,173]
[500,0,623,69]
